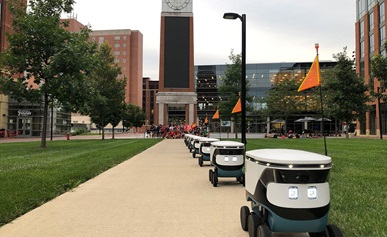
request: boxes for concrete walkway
[0,139,308,237]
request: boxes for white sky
[68,0,356,80]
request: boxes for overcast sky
[68,0,356,80]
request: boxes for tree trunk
[40,93,49,148]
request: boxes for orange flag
[212,110,219,119]
[204,116,209,124]
[232,98,242,113]
[298,55,321,92]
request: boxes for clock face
[166,0,190,10]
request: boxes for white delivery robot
[187,135,200,153]
[209,141,245,187]
[198,137,219,166]
[184,133,193,147]
[191,136,203,158]
[241,149,342,237]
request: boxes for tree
[217,50,252,134]
[87,43,125,140]
[323,49,370,138]
[0,0,96,148]
[122,103,145,132]
[371,41,387,93]
[263,78,309,120]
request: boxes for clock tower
[156,0,196,125]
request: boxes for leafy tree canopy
[0,0,96,148]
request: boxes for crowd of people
[145,124,208,139]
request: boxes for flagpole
[316,43,328,156]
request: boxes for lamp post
[223,12,247,145]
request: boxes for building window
[368,0,376,11]
[358,0,366,18]
[114,36,120,40]
[123,51,127,55]
[380,2,385,24]
[123,36,127,40]
[370,11,374,31]
[123,58,126,63]
[114,58,120,63]
[123,66,127,71]
[360,19,365,39]
[380,26,385,49]
[123,43,127,48]
[114,43,120,48]
[361,40,365,58]
[98,37,104,45]
[114,51,120,56]
[370,33,375,52]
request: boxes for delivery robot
[209,141,245,187]
[198,137,219,166]
[191,136,203,158]
[241,149,343,237]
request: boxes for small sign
[18,110,32,117]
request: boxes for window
[361,19,365,39]
[380,26,385,48]
[114,36,120,40]
[361,41,365,58]
[98,37,104,45]
[114,43,120,48]
[123,51,127,55]
[370,33,375,52]
[368,0,376,11]
[370,11,374,31]
[123,43,127,48]
[123,36,127,40]
[358,0,366,18]
[114,51,120,56]
[123,58,126,63]
[380,2,385,24]
[114,58,120,63]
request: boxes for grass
[0,138,161,226]
[246,138,387,237]
[0,138,385,236]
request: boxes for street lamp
[223,12,247,145]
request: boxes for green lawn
[0,139,161,226]
[246,138,387,237]
[0,138,386,236]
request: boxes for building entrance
[17,118,32,136]
[167,105,186,125]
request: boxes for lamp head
[223,12,241,20]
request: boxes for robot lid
[211,141,245,148]
[199,137,219,143]
[246,149,331,165]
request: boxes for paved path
[0,139,308,237]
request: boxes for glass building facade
[195,61,336,134]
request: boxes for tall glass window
[361,40,365,58]
[98,37,104,45]
[359,0,366,18]
[368,0,376,11]
[380,26,385,48]
[370,33,375,52]
[380,2,385,24]
[370,11,374,31]
[361,19,365,39]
